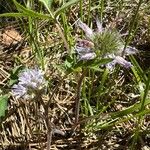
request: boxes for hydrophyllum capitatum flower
[106,56,132,70]
[75,19,138,69]
[12,84,27,99]
[114,56,132,68]
[75,39,96,60]
[12,68,46,99]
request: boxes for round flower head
[11,68,46,99]
[75,19,138,69]
[18,68,45,89]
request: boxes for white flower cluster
[12,68,46,99]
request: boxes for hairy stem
[75,70,86,124]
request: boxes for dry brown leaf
[1,27,22,46]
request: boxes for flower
[105,54,132,70]
[12,68,46,99]
[77,20,94,39]
[18,68,45,89]
[75,19,138,69]
[75,39,96,60]
[114,56,132,68]
[108,56,132,69]
[12,84,27,99]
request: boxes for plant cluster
[0,0,150,149]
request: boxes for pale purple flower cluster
[12,68,46,99]
[75,19,138,70]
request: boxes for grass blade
[54,0,80,17]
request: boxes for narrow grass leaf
[39,0,53,8]
[130,55,147,83]
[140,73,150,111]
[99,108,150,130]
[111,98,150,118]
[12,0,52,19]
[54,0,80,17]
[39,0,53,15]
[0,13,29,17]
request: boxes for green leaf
[140,72,150,111]
[0,13,30,17]
[98,108,150,130]
[0,8,51,20]
[39,0,53,12]
[130,55,147,83]
[74,58,112,69]
[0,95,8,118]
[110,98,150,118]
[65,59,73,68]
[54,0,79,17]
[7,0,52,19]
[40,0,53,7]
[85,58,112,68]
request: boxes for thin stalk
[47,130,53,150]
[140,73,150,112]
[26,0,45,69]
[79,0,83,21]
[55,21,70,52]
[20,101,32,137]
[122,0,143,56]
[36,91,53,150]
[75,70,86,124]
[61,13,68,40]
[96,68,109,109]
[60,12,73,50]
[45,101,52,150]
[42,3,70,53]
[134,73,150,136]
[87,70,93,115]
[99,0,104,22]
[87,0,91,26]
[83,77,88,115]
[79,0,84,38]
[131,59,150,147]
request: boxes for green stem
[99,0,104,22]
[75,70,86,124]
[140,74,150,112]
[122,0,143,55]
[79,0,83,21]
[87,0,91,26]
